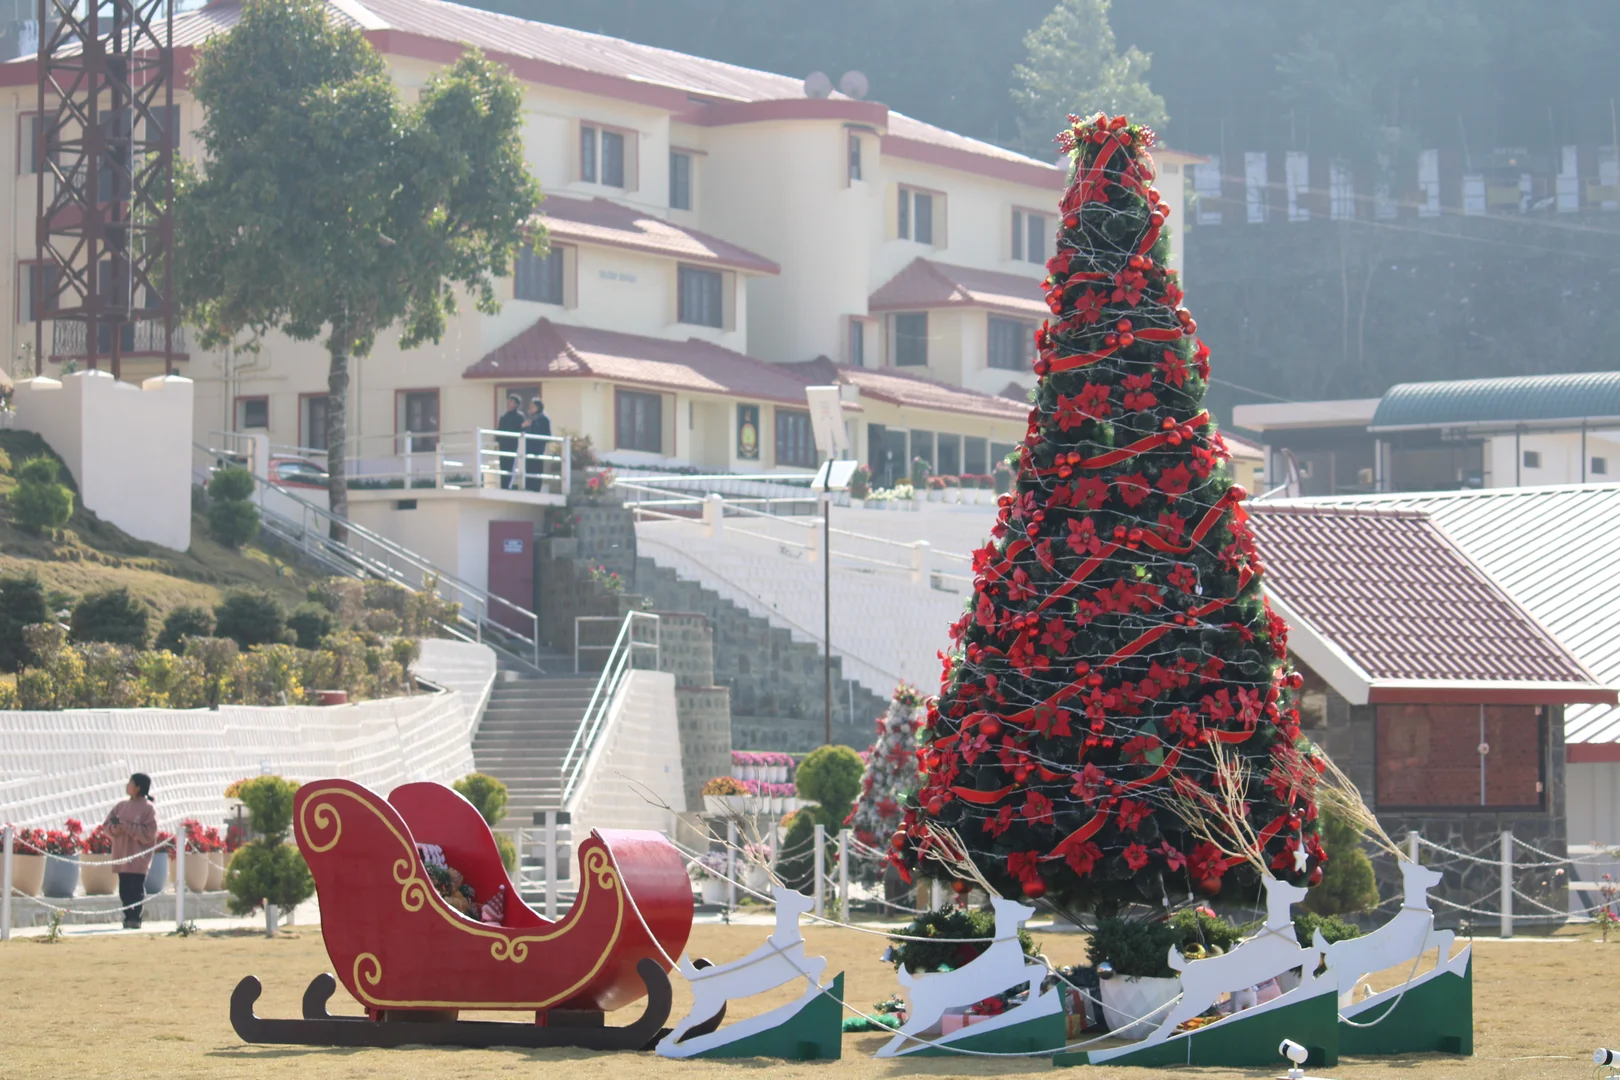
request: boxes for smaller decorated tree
[849,683,925,880]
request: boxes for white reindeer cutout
[1321,858,1470,1029]
[877,895,1063,1057]
[658,888,839,1059]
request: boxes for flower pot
[80,853,118,896]
[926,490,940,502]
[144,851,170,895]
[700,878,728,906]
[944,488,959,504]
[183,849,210,893]
[850,498,864,509]
[744,864,771,894]
[1098,975,1181,1041]
[207,851,226,891]
[9,853,45,897]
[42,853,79,898]
[703,794,756,816]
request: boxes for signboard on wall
[736,404,760,460]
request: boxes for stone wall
[1297,662,1567,929]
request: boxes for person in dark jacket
[522,397,552,492]
[105,772,158,930]
[496,393,525,489]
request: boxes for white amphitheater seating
[0,641,494,829]
[636,501,999,697]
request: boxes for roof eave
[1265,591,1374,705]
[1367,682,1618,706]
[1369,415,1620,434]
[544,226,781,276]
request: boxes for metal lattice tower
[35,0,174,378]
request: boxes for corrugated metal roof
[1370,371,1620,431]
[1249,504,1601,688]
[1295,483,1620,744]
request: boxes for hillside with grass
[0,429,317,622]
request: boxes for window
[964,436,988,476]
[615,389,663,453]
[1011,210,1046,264]
[1376,704,1544,808]
[20,114,42,174]
[398,390,439,453]
[301,394,329,452]
[678,265,724,328]
[937,433,961,476]
[515,243,565,304]
[601,129,625,187]
[19,261,61,322]
[775,408,816,468]
[144,104,181,151]
[893,312,928,366]
[991,441,1016,470]
[848,133,862,181]
[848,318,865,367]
[580,125,596,183]
[580,123,630,188]
[669,151,692,210]
[896,186,938,244]
[988,316,1035,371]
[909,430,935,470]
[235,396,268,431]
[1523,450,1542,469]
[1592,456,1609,475]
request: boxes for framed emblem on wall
[737,404,760,460]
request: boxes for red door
[487,522,535,635]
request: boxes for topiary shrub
[69,586,150,647]
[206,466,259,547]
[286,602,335,649]
[453,773,509,826]
[224,775,314,920]
[1292,910,1363,947]
[8,455,73,533]
[155,605,215,654]
[214,588,289,649]
[795,745,866,828]
[0,572,48,672]
[1304,807,1380,916]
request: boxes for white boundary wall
[0,641,495,827]
[568,670,686,840]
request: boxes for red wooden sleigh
[230,778,698,1049]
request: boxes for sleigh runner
[230,778,696,1049]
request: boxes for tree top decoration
[897,113,1325,919]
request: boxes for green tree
[206,466,260,548]
[0,572,48,672]
[453,773,510,826]
[176,0,543,536]
[8,456,74,533]
[1303,806,1379,915]
[1010,0,1167,156]
[69,587,150,648]
[155,605,215,654]
[225,775,315,919]
[214,588,290,650]
[777,746,865,890]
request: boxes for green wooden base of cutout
[689,973,844,1061]
[896,1007,1067,1057]
[1055,986,1339,1069]
[1339,953,1472,1057]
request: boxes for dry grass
[0,921,1610,1080]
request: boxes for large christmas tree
[898,113,1324,919]
[848,683,926,877]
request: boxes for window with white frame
[678,265,724,328]
[987,315,1035,371]
[235,396,268,431]
[897,186,939,245]
[1011,209,1047,264]
[893,312,928,366]
[581,123,631,188]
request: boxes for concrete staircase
[471,672,600,828]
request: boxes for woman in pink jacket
[104,773,158,930]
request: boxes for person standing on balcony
[104,772,158,930]
[522,397,552,493]
[496,393,525,489]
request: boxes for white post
[805,517,821,562]
[544,811,559,922]
[1500,830,1514,939]
[838,828,851,923]
[726,821,738,912]
[910,540,931,586]
[513,828,525,892]
[702,493,724,539]
[560,436,572,497]
[174,839,186,928]
[813,823,826,918]
[931,879,945,909]
[1,825,12,941]
[265,903,276,938]
[1407,830,1420,863]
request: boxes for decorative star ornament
[1294,846,1310,874]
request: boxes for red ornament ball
[1308,867,1324,887]
[1197,877,1222,897]
[952,879,971,895]
[1022,878,1047,900]
[890,830,907,851]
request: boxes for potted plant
[206,826,229,890]
[980,472,998,504]
[701,775,753,815]
[180,819,213,893]
[40,820,85,898]
[80,823,118,895]
[894,482,915,509]
[743,843,773,893]
[1089,907,1246,1039]
[8,827,47,897]
[145,832,174,895]
[691,851,730,906]
[941,474,960,504]
[848,465,871,507]
[910,458,931,503]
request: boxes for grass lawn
[0,921,1609,1080]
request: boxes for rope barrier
[1514,835,1619,867]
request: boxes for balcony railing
[49,318,188,361]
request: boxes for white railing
[573,613,661,675]
[558,611,661,805]
[263,429,572,498]
[193,441,544,669]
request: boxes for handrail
[194,441,543,669]
[574,614,662,674]
[251,428,573,497]
[558,611,661,806]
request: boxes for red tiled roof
[463,318,832,407]
[1249,505,1607,699]
[1222,430,1265,460]
[869,258,1048,317]
[541,196,778,275]
[786,358,1029,422]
